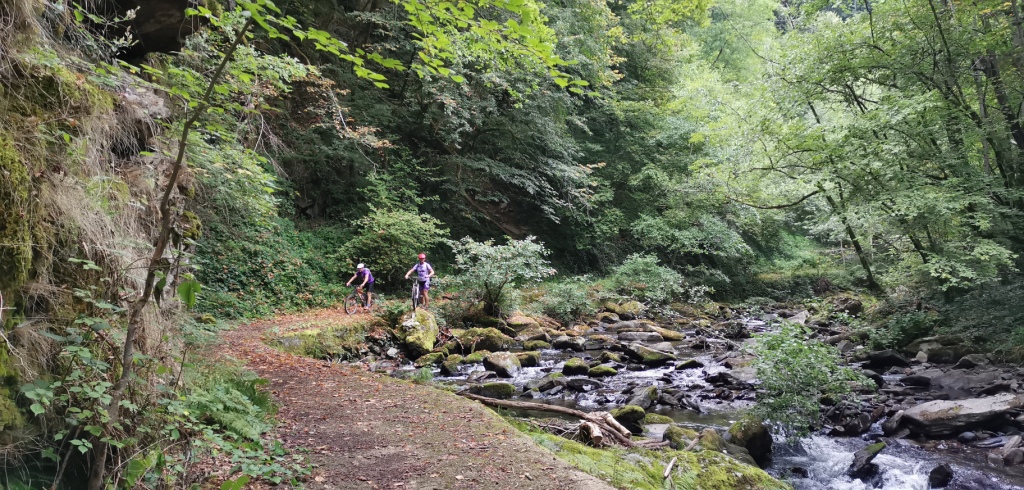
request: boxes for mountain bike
[344,286,369,314]
[410,279,423,311]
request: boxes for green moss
[440,354,464,375]
[588,365,618,377]
[0,136,32,298]
[642,413,673,425]
[663,425,698,449]
[525,429,789,490]
[699,428,726,452]
[599,351,622,363]
[268,321,374,360]
[414,352,444,367]
[0,348,24,431]
[562,357,589,375]
[516,351,541,367]
[456,327,515,352]
[610,405,645,424]
[469,381,516,399]
[523,340,551,350]
[398,310,439,358]
[464,350,491,363]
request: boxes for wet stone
[676,358,704,370]
[564,378,604,392]
[928,463,953,488]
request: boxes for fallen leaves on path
[217,308,614,490]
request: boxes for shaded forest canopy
[4,0,1024,486]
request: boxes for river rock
[588,365,617,378]
[506,312,539,332]
[649,325,686,341]
[627,385,659,409]
[552,335,586,352]
[900,375,931,387]
[847,442,885,481]
[676,358,704,369]
[516,351,540,367]
[903,393,1024,437]
[398,310,439,358]
[922,346,975,364]
[467,370,497,383]
[457,327,515,353]
[564,378,604,392]
[618,331,664,342]
[599,351,622,363]
[882,410,904,436]
[604,301,644,320]
[440,354,464,376]
[468,382,515,399]
[662,425,698,449]
[596,311,620,324]
[517,327,550,343]
[523,340,551,350]
[525,373,565,392]
[917,369,1002,391]
[622,342,676,366]
[954,354,989,370]
[832,296,864,316]
[861,369,884,388]
[414,352,444,367]
[928,463,953,488]
[1005,448,1024,465]
[562,357,590,376]
[699,428,727,452]
[957,431,978,443]
[865,349,910,369]
[727,418,773,467]
[675,393,703,412]
[950,474,1003,490]
[482,352,521,378]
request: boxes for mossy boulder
[596,311,620,323]
[506,312,540,332]
[516,351,541,367]
[627,385,659,410]
[440,354,464,375]
[643,413,674,425]
[610,405,646,425]
[599,351,622,363]
[727,417,774,467]
[483,352,521,378]
[524,340,551,350]
[662,425,699,449]
[676,358,704,370]
[457,328,515,353]
[562,357,590,376]
[526,372,565,392]
[587,365,617,378]
[699,428,726,452]
[398,310,439,358]
[649,325,685,341]
[604,301,644,320]
[622,343,676,366]
[526,429,788,489]
[464,350,491,363]
[414,352,444,367]
[469,382,516,399]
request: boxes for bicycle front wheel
[344,293,360,314]
[411,283,419,311]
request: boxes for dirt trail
[220,308,614,490]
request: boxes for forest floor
[218,307,613,490]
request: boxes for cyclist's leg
[365,283,374,310]
[421,279,430,307]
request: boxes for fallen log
[579,421,604,446]
[459,393,636,447]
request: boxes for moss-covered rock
[524,340,551,350]
[270,321,379,361]
[469,382,516,399]
[699,428,726,452]
[599,351,622,363]
[483,352,521,377]
[622,343,676,366]
[604,301,645,320]
[662,425,699,449]
[516,351,541,367]
[676,358,703,370]
[562,357,590,376]
[587,365,618,378]
[457,327,515,353]
[0,136,32,298]
[596,311,620,323]
[440,354,464,375]
[506,312,540,332]
[648,325,685,341]
[610,405,646,425]
[414,352,444,367]
[627,385,659,409]
[727,417,773,467]
[525,372,565,392]
[464,350,491,363]
[398,310,439,358]
[527,429,789,490]
[643,413,674,425]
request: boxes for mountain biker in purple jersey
[404,253,435,308]
[345,263,374,311]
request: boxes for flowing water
[406,315,1024,489]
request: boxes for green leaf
[177,280,202,309]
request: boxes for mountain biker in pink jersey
[345,263,374,311]
[404,253,435,308]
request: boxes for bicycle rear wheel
[344,293,360,314]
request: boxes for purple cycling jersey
[413,262,433,281]
[356,269,374,284]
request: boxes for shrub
[751,322,867,436]
[534,276,596,323]
[868,310,937,349]
[447,236,556,317]
[607,254,707,307]
[343,207,448,287]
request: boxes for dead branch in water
[458,393,636,447]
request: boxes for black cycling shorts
[361,283,375,293]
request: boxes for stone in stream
[900,375,932,387]
[928,463,953,488]
[551,335,586,352]
[599,351,622,363]
[676,358,704,370]
[861,369,884,389]
[627,385,659,410]
[397,310,439,358]
[562,357,590,376]
[847,442,885,482]
[865,349,910,369]
[882,410,904,436]
[903,393,1024,437]
[516,351,541,367]
[954,353,989,370]
[414,352,444,367]
[726,418,773,468]
[467,370,497,383]
[468,382,515,399]
[588,365,617,378]
[618,331,664,342]
[957,431,978,443]
[611,405,646,433]
[596,311,620,324]
[440,354,464,376]
[482,352,521,378]
[463,350,490,363]
[1005,448,1024,466]
[564,378,604,392]
[675,393,703,413]
[525,372,565,392]
[603,300,644,320]
[622,342,676,366]
[523,340,551,350]
[456,327,515,353]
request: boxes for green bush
[448,236,556,317]
[607,254,703,306]
[343,207,448,287]
[534,276,596,323]
[751,322,867,435]
[187,368,275,441]
[869,310,937,349]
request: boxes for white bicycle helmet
[357,263,365,269]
